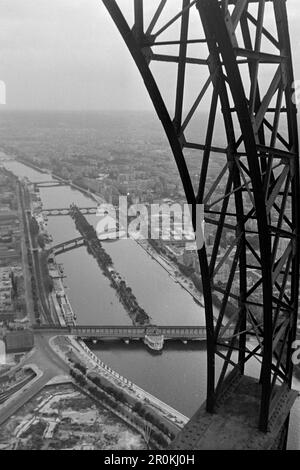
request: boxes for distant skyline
[0,0,300,111]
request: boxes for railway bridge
[69,324,234,341]
[33,324,235,342]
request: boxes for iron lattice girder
[101,0,300,433]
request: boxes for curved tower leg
[101,0,299,445]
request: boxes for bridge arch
[48,236,86,256]
[101,0,299,434]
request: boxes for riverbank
[25,181,76,328]
[15,157,49,175]
[16,156,102,205]
[50,334,188,433]
[136,239,205,308]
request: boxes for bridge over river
[43,207,97,216]
[34,324,234,343]
[48,236,86,256]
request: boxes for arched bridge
[43,207,97,217]
[48,237,86,256]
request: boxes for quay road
[34,324,235,342]
[31,246,54,324]
[19,182,54,325]
[0,182,67,425]
[17,182,35,325]
[0,328,190,429]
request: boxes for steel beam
[100,0,299,443]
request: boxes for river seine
[3,157,299,449]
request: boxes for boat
[143,328,164,353]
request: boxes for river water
[3,157,300,449]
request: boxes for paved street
[0,333,70,426]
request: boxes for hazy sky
[0,0,300,111]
